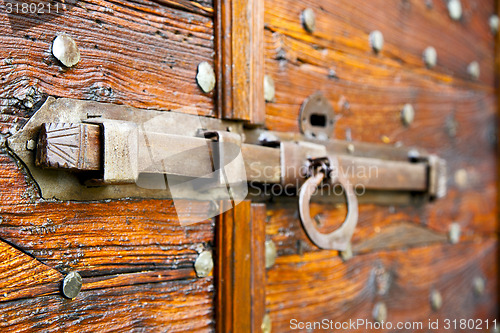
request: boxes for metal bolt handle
[298,157,358,251]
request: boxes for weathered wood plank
[215,0,265,123]
[0,0,215,134]
[266,240,497,332]
[0,278,214,332]
[216,202,266,333]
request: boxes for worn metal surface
[62,272,82,299]
[298,158,359,250]
[299,92,335,140]
[52,34,80,67]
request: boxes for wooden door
[0,0,498,332]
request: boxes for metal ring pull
[298,157,359,251]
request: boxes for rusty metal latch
[7,97,447,250]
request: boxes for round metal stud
[264,75,275,103]
[196,62,216,93]
[346,144,355,154]
[52,34,80,67]
[454,169,468,189]
[447,0,462,21]
[473,276,485,296]
[467,61,480,80]
[62,271,82,299]
[301,8,316,33]
[261,313,272,333]
[423,46,437,68]
[489,15,499,34]
[372,302,387,323]
[430,290,443,311]
[369,30,384,53]
[265,240,277,269]
[448,223,461,244]
[194,251,214,278]
[401,103,415,126]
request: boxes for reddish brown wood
[265,240,497,332]
[216,202,266,332]
[215,0,265,123]
[0,239,62,302]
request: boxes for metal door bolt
[467,61,480,80]
[52,34,80,67]
[448,223,461,244]
[430,290,443,310]
[401,104,415,126]
[194,251,213,277]
[448,0,462,21]
[62,271,82,299]
[265,240,277,269]
[264,75,275,102]
[423,46,437,68]
[372,302,387,323]
[369,30,384,53]
[196,62,216,93]
[301,8,316,33]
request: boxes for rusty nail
[369,30,384,53]
[194,251,213,277]
[448,223,461,244]
[467,61,480,80]
[196,62,216,93]
[490,15,499,34]
[62,271,82,299]
[454,169,468,189]
[264,75,275,102]
[375,266,391,296]
[448,0,462,21]
[473,276,485,296]
[401,103,415,126]
[265,240,277,269]
[301,8,316,33]
[52,34,80,67]
[423,46,437,68]
[430,290,443,310]
[372,302,387,323]
[261,313,272,333]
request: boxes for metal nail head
[401,103,415,126]
[369,30,384,53]
[430,290,443,310]
[62,271,82,299]
[301,8,316,33]
[448,0,462,21]
[194,251,214,277]
[372,302,387,323]
[448,223,461,244]
[423,46,437,68]
[489,15,499,34]
[196,62,216,93]
[454,169,468,189]
[264,75,275,103]
[265,240,277,269]
[473,276,485,296]
[261,313,272,333]
[52,34,81,67]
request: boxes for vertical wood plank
[215,0,265,124]
[216,202,266,333]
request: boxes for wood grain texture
[216,202,267,333]
[0,278,214,332]
[0,0,215,136]
[265,240,497,332]
[215,0,265,123]
[0,239,62,302]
